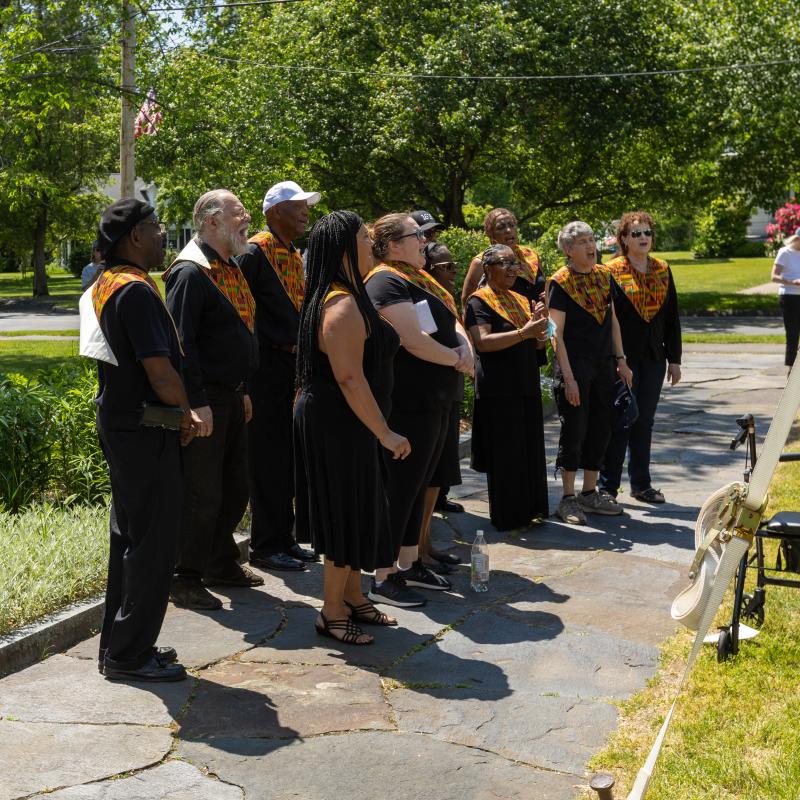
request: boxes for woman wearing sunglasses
[599,212,682,505]
[466,245,550,530]
[364,215,474,608]
[461,208,545,308]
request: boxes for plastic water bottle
[471,530,489,592]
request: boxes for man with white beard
[165,190,262,610]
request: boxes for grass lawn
[587,431,800,799]
[655,251,779,316]
[682,333,784,345]
[0,270,83,310]
[0,329,79,337]
[0,339,81,377]
[0,501,109,636]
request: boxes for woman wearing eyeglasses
[466,245,550,530]
[461,208,545,308]
[598,212,681,505]
[364,215,474,608]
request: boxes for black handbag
[612,380,639,433]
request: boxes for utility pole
[120,0,136,199]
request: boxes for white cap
[262,181,321,214]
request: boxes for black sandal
[344,600,398,626]
[315,611,374,645]
[631,487,665,504]
[429,548,460,565]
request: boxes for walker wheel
[717,629,733,662]
[741,593,765,627]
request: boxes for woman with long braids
[294,211,411,646]
[461,208,545,308]
[365,213,474,608]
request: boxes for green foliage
[0,500,109,635]
[437,227,489,299]
[68,243,93,278]
[0,361,108,511]
[692,196,752,258]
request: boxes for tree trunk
[31,205,49,297]
[442,173,466,227]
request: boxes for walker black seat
[763,512,800,538]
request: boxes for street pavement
[0,310,80,332]
[0,344,789,800]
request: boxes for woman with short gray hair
[547,221,632,526]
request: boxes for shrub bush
[67,242,94,278]
[692,196,752,258]
[437,227,489,299]
[766,201,800,256]
[0,361,108,511]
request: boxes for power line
[149,0,307,8]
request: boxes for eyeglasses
[394,229,426,242]
[629,229,653,238]
[430,261,458,271]
[487,259,520,270]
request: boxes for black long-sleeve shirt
[611,270,682,364]
[165,243,258,407]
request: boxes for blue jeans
[599,358,666,496]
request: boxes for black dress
[294,316,400,570]
[465,295,549,530]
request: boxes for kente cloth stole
[470,286,530,329]
[324,282,351,304]
[512,245,542,286]
[607,256,670,322]
[549,265,611,325]
[249,231,304,312]
[205,258,257,333]
[92,266,161,320]
[365,261,459,319]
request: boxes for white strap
[78,286,117,366]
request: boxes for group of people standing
[80,185,682,677]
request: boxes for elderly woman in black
[466,245,550,530]
[461,208,545,308]
[599,212,681,504]
[548,221,632,526]
[294,211,411,645]
[365,214,473,608]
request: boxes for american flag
[134,88,163,138]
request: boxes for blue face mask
[546,318,557,338]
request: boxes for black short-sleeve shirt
[465,296,543,399]
[548,281,612,363]
[366,271,459,410]
[512,273,546,306]
[96,282,181,426]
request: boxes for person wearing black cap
[165,189,261,610]
[80,198,194,682]
[235,180,321,572]
[410,209,445,242]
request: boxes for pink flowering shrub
[765,202,800,255]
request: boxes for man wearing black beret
[80,197,196,681]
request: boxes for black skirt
[471,395,549,530]
[294,384,395,571]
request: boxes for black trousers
[247,350,297,558]
[555,357,616,472]
[780,295,800,367]
[98,423,181,670]
[175,386,248,582]
[599,358,666,495]
[384,405,450,554]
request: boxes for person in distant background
[410,209,445,243]
[81,242,105,290]
[772,226,800,371]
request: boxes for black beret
[97,198,155,257]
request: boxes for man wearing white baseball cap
[237,181,321,572]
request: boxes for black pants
[781,295,800,367]
[384,405,450,554]
[599,358,666,496]
[98,423,181,670]
[175,386,248,582]
[555,357,616,472]
[247,350,297,558]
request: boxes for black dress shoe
[250,552,306,571]
[287,543,318,562]
[170,581,223,610]
[203,564,265,587]
[104,655,187,683]
[434,498,465,514]
[99,645,177,675]
[429,548,461,566]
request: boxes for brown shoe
[170,581,222,610]
[203,564,265,587]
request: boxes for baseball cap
[262,181,321,214]
[410,209,445,233]
[785,226,800,245]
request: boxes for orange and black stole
[92,265,161,320]
[365,261,459,319]
[205,256,256,333]
[606,256,669,322]
[512,245,542,287]
[469,285,530,329]
[324,282,350,305]
[548,265,611,324]
[250,230,304,313]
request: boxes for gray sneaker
[556,495,587,525]
[577,489,623,516]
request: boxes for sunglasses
[395,229,426,242]
[430,260,458,271]
[487,259,520,270]
[629,229,653,238]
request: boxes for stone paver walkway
[0,345,788,800]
